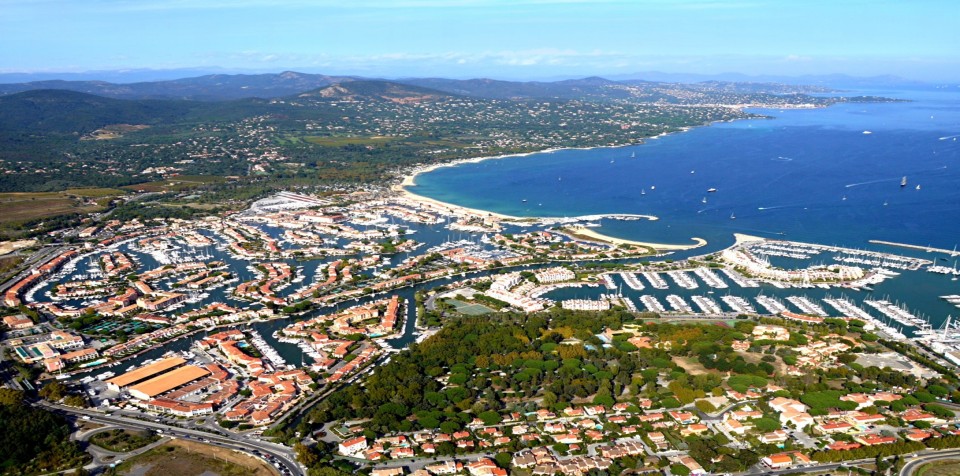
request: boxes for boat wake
[771,156,793,162]
[845,177,901,188]
[939,134,960,141]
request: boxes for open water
[412,86,960,254]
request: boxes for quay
[869,239,960,257]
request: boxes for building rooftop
[107,356,187,388]
[129,364,210,399]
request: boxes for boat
[863,130,873,135]
[901,176,907,187]
[916,184,921,190]
[521,199,527,203]
[690,170,695,174]
[883,200,889,206]
[631,152,636,158]
[707,188,717,193]
[842,195,847,201]
[730,213,736,220]
[650,186,656,190]
[701,197,707,204]
[641,189,646,195]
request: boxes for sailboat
[730,213,736,220]
[901,176,907,187]
[916,184,921,190]
[641,189,646,196]
[701,197,707,204]
[631,152,636,158]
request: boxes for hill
[0,89,199,134]
[0,71,357,101]
[395,76,633,100]
[295,80,455,103]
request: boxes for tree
[0,388,24,406]
[695,399,717,414]
[494,452,512,468]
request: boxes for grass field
[116,439,278,476]
[122,175,227,193]
[64,187,128,198]
[304,135,398,147]
[446,298,496,315]
[90,429,159,453]
[0,192,108,225]
[917,460,960,476]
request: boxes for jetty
[869,239,960,257]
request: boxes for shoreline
[562,225,708,251]
[392,141,718,251]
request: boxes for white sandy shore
[393,144,716,252]
[392,141,763,251]
[563,226,707,251]
[733,233,766,245]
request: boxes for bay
[411,86,960,254]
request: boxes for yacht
[901,176,907,187]
[707,188,717,193]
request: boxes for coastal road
[38,401,304,476]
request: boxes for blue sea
[411,86,960,254]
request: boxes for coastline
[392,142,719,251]
[562,225,708,251]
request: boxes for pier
[869,239,960,257]
[618,272,645,290]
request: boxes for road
[900,448,960,475]
[38,401,304,476]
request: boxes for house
[466,458,505,476]
[3,315,34,330]
[769,397,808,414]
[763,451,812,470]
[722,418,747,435]
[759,430,789,444]
[855,434,898,446]
[901,409,937,423]
[780,408,814,429]
[850,413,886,425]
[905,430,933,442]
[668,411,698,424]
[678,456,707,476]
[763,454,793,470]
[680,424,709,437]
[816,421,854,434]
[339,436,368,455]
[828,441,862,451]
[371,468,405,476]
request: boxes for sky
[1,0,958,81]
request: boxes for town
[2,184,960,476]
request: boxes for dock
[869,240,960,257]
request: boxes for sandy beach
[733,233,766,245]
[563,225,708,251]
[393,147,715,251]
